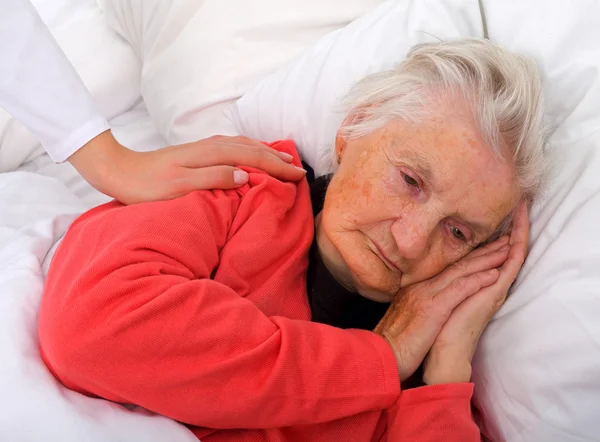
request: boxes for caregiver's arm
[0,0,304,203]
[0,0,109,162]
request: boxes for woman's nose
[390,214,433,261]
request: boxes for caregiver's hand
[374,235,512,382]
[68,130,306,204]
[423,202,529,385]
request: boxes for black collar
[305,169,389,331]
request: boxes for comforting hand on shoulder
[68,131,306,204]
[423,202,529,385]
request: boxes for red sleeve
[39,141,400,431]
[385,383,481,442]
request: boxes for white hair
[335,38,549,238]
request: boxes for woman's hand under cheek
[374,234,512,382]
[423,202,529,385]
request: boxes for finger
[510,202,529,264]
[432,247,509,291]
[175,141,273,165]
[194,136,296,164]
[496,242,527,289]
[212,140,295,163]
[181,144,306,182]
[178,165,249,192]
[229,136,296,163]
[223,135,283,151]
[497,202,530,286]
[436,284,503,352]
[510,201,529,249]
[434,269,500,317]
[465,235,510,260]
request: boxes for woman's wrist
[422,350,472,385]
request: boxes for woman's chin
[356,288,394,303]
[346,260,402,303]
[355,283,396,303]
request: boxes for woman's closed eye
[446,221,474,243]
[402,172,420,189]
[450,225,467,241]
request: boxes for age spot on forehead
[466,136,480,150]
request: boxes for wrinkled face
[317,112,520,302]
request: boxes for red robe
[39,140,481,441]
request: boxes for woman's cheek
[381,168,404,196]
[408,244,453,284]
[432,245,469,278]
[443,237,472,264]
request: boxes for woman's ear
[335,108,369,164]
[334,133,347,165]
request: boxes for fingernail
[294,166,307,174]
[279,152,294,162]
[500,245,509,251]
[233,169,249,184]
[488,269,499,276]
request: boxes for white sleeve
[0,0,110,162]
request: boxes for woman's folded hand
[423,202,529,385]
[374,232,513,382]
[68,131,306,204]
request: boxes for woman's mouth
[369,239,403,274]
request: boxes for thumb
[183,166,249,191]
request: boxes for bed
[1,1,599,441]
[0,1,199,441]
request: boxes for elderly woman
[38,39,546,441]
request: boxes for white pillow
[226,0,484,176]
[101,0,383,146]
[472,2,600,441]
[227,1,600,441]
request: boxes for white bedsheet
[0,1,195,441]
